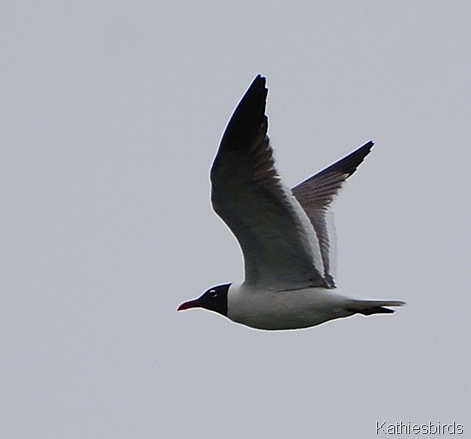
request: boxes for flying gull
[178,75,404,330]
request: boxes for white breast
[226,283,353,330]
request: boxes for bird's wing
[291,141,374,287]
[211,75,325,290]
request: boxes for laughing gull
[178,75,404,330]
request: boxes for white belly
[227,283,354,330]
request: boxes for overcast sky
[1,1,470,438]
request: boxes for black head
[177,283,230,316]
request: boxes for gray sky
[1,1,470,438]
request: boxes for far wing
[291,141,374,287]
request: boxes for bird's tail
[346,299,405,316]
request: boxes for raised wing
[210,75,326,290]
[291,141,374,287]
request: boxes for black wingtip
[253,73,266,83]
[219,75,269,150]
[346,306,395,315]
[247,74,267,98]
[332,140,375,177]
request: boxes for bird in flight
[178,75,404,330]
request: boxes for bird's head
[177,283,230,316]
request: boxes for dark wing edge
[217,75,268,153]
[291,141,374,286]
